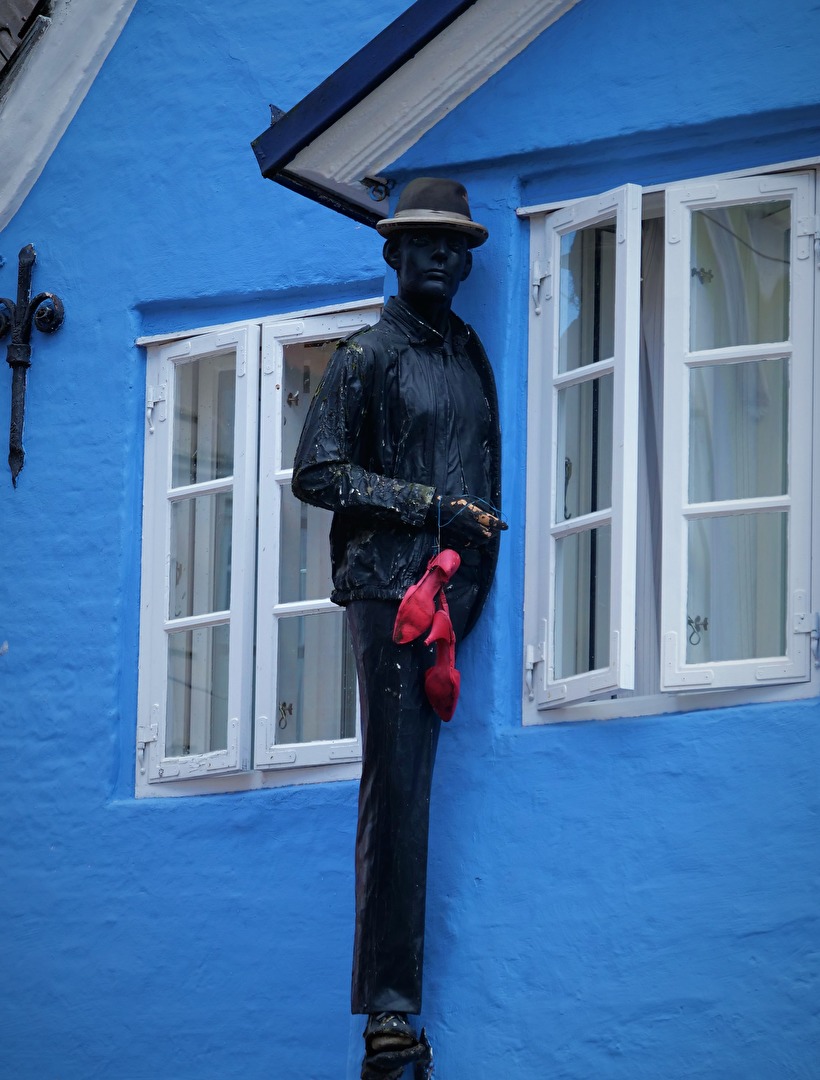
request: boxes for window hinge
[145,384,166,434]
[137,716,159,774]
[794,610,820,668]
[525,641,545,700]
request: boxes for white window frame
[522,161,820,726]
[660,172,815,692]
[254,315,375,770]
[136,299,381,797]
[526,184,642,707]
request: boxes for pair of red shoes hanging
[393,549,461,722]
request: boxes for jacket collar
[383,296,471,348]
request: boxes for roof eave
[274,170,384,228]
[251,0,477,222]
[251,0,582,227]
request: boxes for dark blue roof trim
[251,0,478,224]
[276,170,384,229]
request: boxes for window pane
[278,488,334,603]
[169,493,232,618]
[173,352,236,487]
[281,339,337,468]
[166,624,230,757]
[275,611,357,744]
[556,373,613,522]
[689,358,788,503]
[686,512,786,662]
[558,223,616,372]
[690,201,790,351]
[554,525,611,679]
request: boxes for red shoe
[392,549,461,645]
[423,597,460,721]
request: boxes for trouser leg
[347,600,440,1016]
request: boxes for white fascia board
[289,0,581,211]
[516,155,820,217]
[0,0,138,232]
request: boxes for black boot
[364,1012,416,1055]
[361,1014,432,1079]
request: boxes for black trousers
[347,577,476,1016]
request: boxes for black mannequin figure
[292,178,503,1078]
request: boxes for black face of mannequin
[384,229,472,334]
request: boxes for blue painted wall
[400,0,820,176]
[1,1,818,1078]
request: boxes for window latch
[794,610,820,668]
[531,259,551,315]
[796,213,820,267]
[145,384,166,434]
[525,642,545,700]
[137,710,159,774]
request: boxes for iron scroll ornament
[0,245,65,486]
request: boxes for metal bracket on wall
[0,244,64,486]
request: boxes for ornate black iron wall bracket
[0,245,64,486]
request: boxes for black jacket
[292,297,501,638]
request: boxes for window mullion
[225,324,260,773]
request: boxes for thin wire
[699,211,789,265]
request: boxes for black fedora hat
[376,177,488,247]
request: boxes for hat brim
[376,210,488,247]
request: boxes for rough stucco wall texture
[400,0,820,171]
[0,1,818,1078]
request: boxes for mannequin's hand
[434,494,506,545]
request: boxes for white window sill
[522,675,820,727]
[135,759,362,799]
